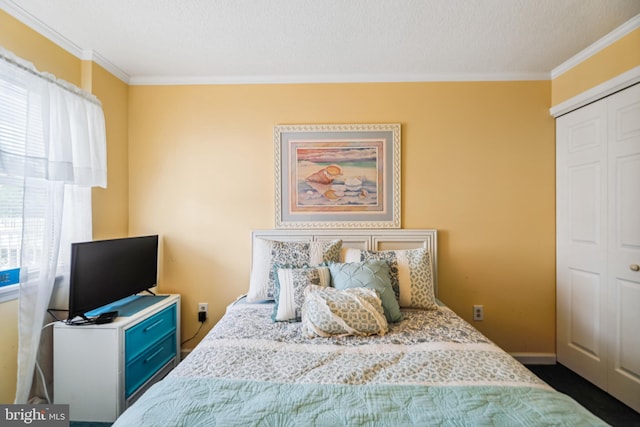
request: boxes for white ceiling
[3,0,640,84]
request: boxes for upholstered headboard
[251,229,438,296]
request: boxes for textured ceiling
[3,0,640,84]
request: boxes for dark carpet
[527,363,640,427]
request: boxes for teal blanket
[115,377,606,426]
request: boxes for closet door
[556,100,608,389]
[607,83,640,412]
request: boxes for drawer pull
[144,318,164,332]
[144,347,164,364]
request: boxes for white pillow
[247,239,341,302]
[272,266,330,322]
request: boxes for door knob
[631,264,640,272]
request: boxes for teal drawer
[125,304,176,363]
[125,332,176,398]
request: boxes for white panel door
[557,100,608,389]
[607,83,640,412]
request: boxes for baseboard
[180,349,192,361]
[511,353,557,365]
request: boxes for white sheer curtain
[0,47,107,404]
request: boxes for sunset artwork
[291,139,384,213]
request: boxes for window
[0,67,47,302]
[0,175,23,300]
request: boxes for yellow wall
[128,81,556,352]
[90,62,130,240]
[0,10,129,403]
[552,27,640,106]
[0,10,79,85]
[0,299,18,404]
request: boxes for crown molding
[82,49,130,84]
[551,13,640,79]
[1,0,82,57]
[129,72,550,86]
[550,65,640,117]
[1,0,130,84]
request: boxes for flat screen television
[68,235,159,320]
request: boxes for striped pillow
[272,266,330,322]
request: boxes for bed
[113,229,606,426]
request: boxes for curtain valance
[0,47,107,188]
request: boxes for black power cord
[181,317,206,346]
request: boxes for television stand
[83,294,169,318]
[94,310,118,324]
[54,294,180,422]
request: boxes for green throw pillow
[329,260,402,323]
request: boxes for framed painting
[275,123,400,228]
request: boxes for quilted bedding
[113,301,606,426]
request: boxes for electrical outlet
[198,303,208,322]
[473,305,484,321]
